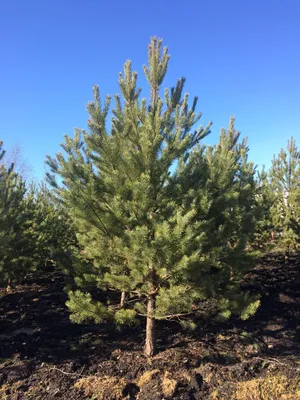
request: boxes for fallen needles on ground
[48,366,87,377]
[252,357,290,367]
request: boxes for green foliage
[0,142,29,285]
[240,299,261,320]
[46,37,260,353]
[217,290,260,321]
[114,309,138,327]
[250,166,275,251]
[26,183,77,272]
[0,140,77,287]
[178,319,197,331]
[67,290,112,324]
[155,285,196,318]
[269,137,300,254]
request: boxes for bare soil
[0,254,300,399]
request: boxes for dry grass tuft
[181,370,192,383]
[234,374,300,400]
[137,369,160,387]
[162,371,178,398]
[74,375,127,399]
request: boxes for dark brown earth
[1,254,300,399]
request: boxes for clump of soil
[0,254,300,399]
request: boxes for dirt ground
[1,254,300,399]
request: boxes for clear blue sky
[1,0,299,180]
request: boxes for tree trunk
[120,291,126,307]
[6,278,13,293]
[145,295,156,356]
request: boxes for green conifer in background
[0,141,28,287]
[0,141,77,288]
[270,137,300,256]
[26,183,77,272]
[250,166,275,251]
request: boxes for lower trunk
[145,295,156,356]
[120,291,126,307]
[6,278,13,293]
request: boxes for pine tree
[26,183,77,272]
[175,118,260,321]
[0,141,28,287]
[46,38,260,356]
[0,139,77,288]
[250,166,275,251]
[270,137,300,256]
